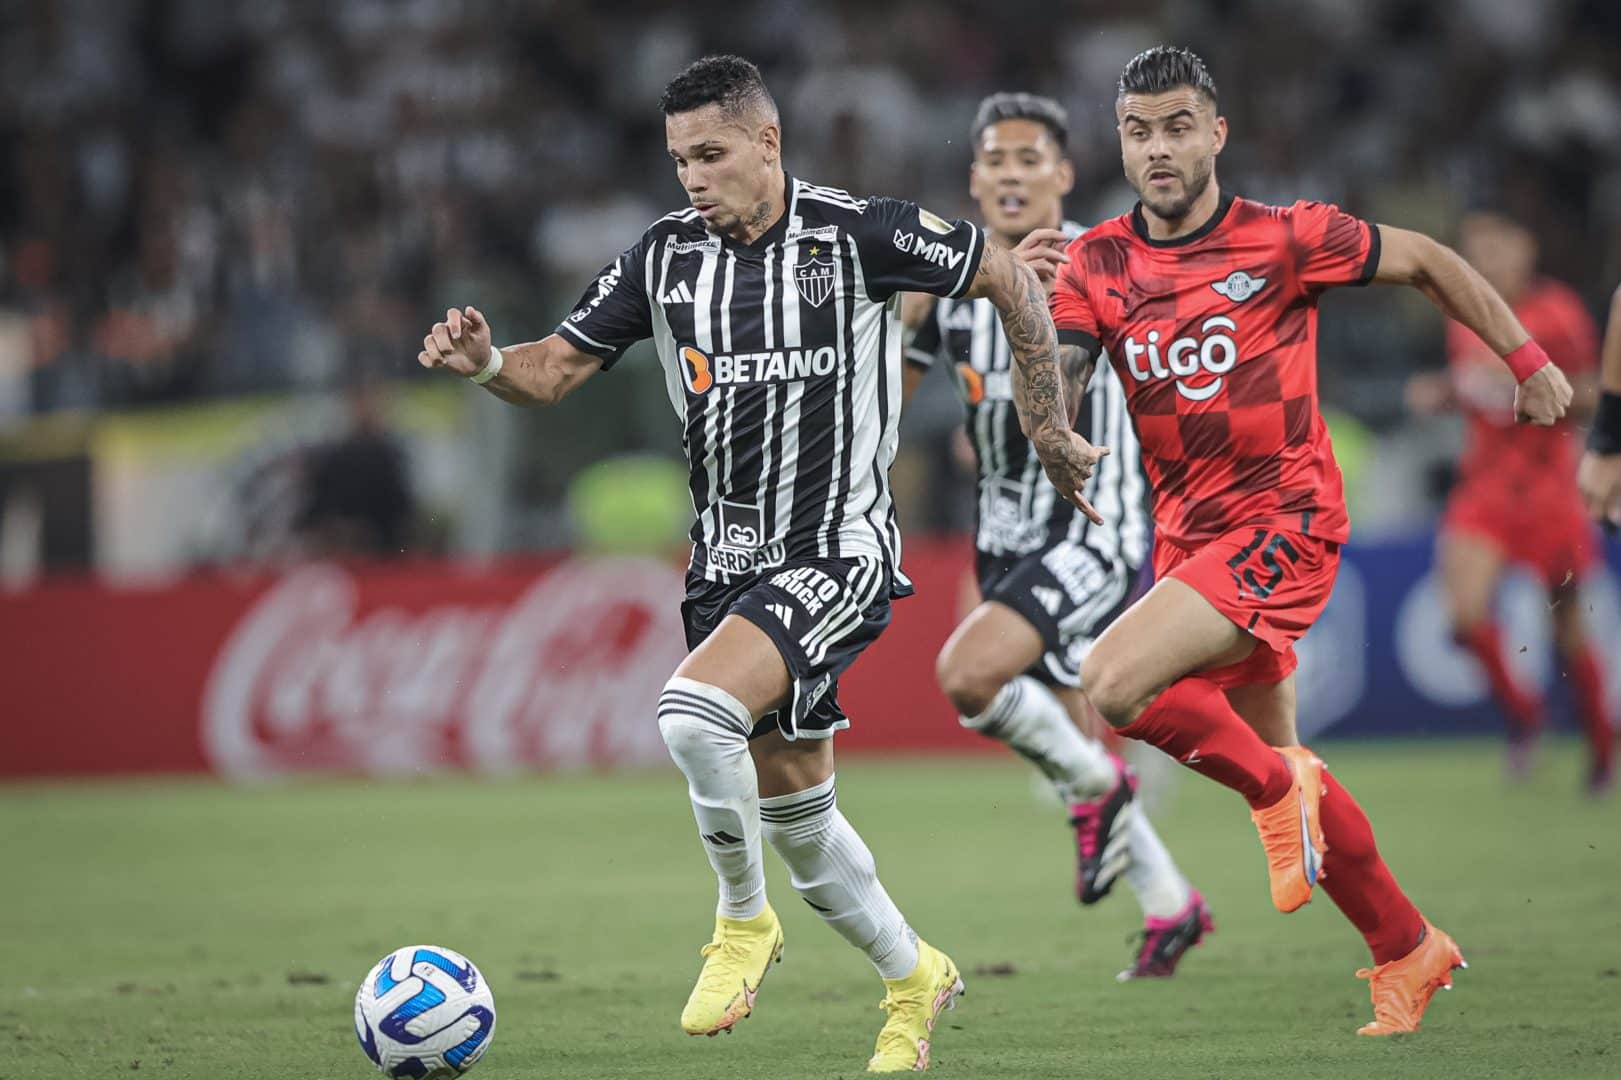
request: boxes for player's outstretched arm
[965,242,1109,523]
[1578,284,1621,528]
[418,306,601,407]
[1372,225,1572,426]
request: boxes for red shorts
[1153,527,1340,689]
[1442,494,1599,587]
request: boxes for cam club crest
[794,244,836,308]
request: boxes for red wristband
[1503,340,1550,382]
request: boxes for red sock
[1568,646,1615,774]
[1117,677,1292,809]
[1316,766,1426,964]
[1458,622,1544,737]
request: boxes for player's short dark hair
[659,54,778,122]
[971,92,1069,153]
[1117,46,1218,106]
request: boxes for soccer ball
[354,946,497,1079]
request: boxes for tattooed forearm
[990,254,1069,446]
[964,241,1109,520]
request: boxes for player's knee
[935,645,1002,718]
[657,677,751,768]
[1079,652,1142,728]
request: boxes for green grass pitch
[4,740,1618,1079]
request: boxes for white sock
[1125,741,1182,819]
[963,676,1117,801]
[760,776,920,980]
[1121,809,1192,920]
[657,677,766,920]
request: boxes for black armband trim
[1057,329,1100,354]
[1591,391,1621,455]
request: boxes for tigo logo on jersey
[679,345,839,394]
[1210,271,1267,303]
[1121,315,1240,402]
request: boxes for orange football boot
[1355,920,1467,1035]
[1248,746,1327,913]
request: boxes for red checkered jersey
[1051,193,1378,547]
[1445,279,1597,511]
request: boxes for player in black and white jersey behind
[416,59,1108,1071]
[903,93,1212,980]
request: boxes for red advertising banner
[1,542,981,779]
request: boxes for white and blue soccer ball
[354,946,497,1079]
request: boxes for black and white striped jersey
[556,175,985,592]
[907,221,1150,568]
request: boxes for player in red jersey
[1047,47,1573,1036]
[1406,209,1612,792]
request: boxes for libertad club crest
[1210,270,1267,303]
[794,244,836,308]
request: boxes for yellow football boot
[679,905,784,1037]
[866,940,964,1072]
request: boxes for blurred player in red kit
[1406,209,1612,793]
[1047,47,1574,1035]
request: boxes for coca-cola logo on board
[201,559,689,777]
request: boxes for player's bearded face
[666,105,781,237]
[1117,90,1224,222]
[969,119,1074,242]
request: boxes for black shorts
[682,556,891,741]
[976,542,1138,687]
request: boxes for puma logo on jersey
[1210,271,1267,303]
[660,281,695,305]
[1121,316,1240,402]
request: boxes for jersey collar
[1131,190,1236,248]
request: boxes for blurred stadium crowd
[0,0,1618,562]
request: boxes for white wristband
[470,345,504,385]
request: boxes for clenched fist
[1513,363,1572,426]
[418,307,493,378]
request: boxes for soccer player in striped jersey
[903,93,1211,980]
[417,56,1104,1072]
[1051,46,1572,1036]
